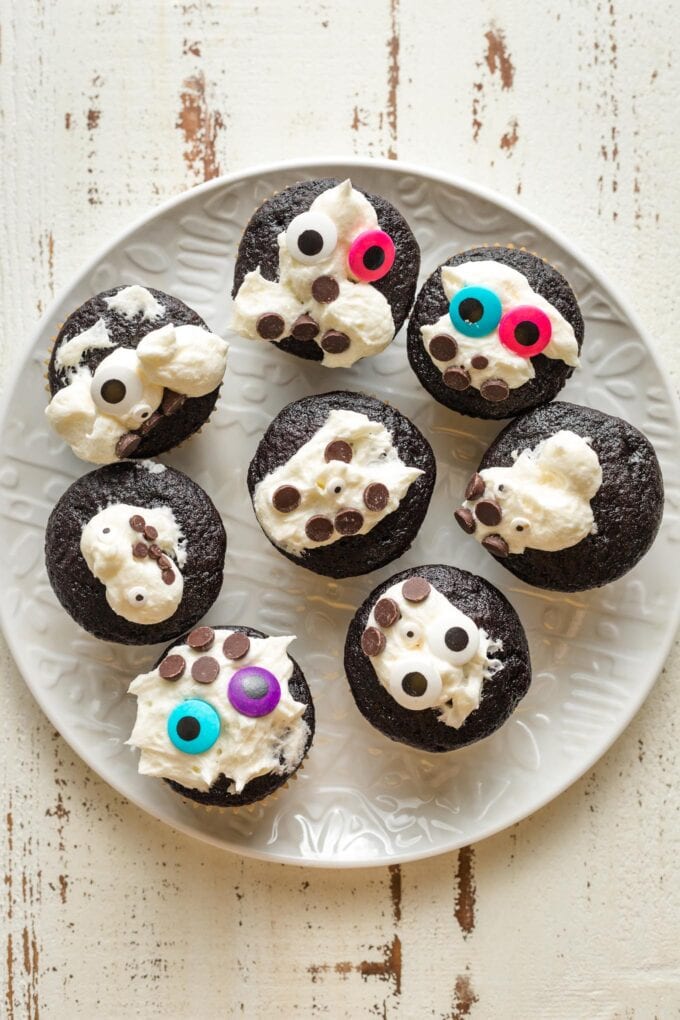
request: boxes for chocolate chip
[335,508,363,536]
[161,568,176,585]
[324,440,352,463]
[129,515,146,532]
[480,378,510,402]
[291,314,319,342]
[374,597,400,628]
[442,366,471,391]
[465,473,485,501]
[454,507,476,534]
[187,625,215,651]
[191,655,220,684]
[272,485,301,513]
[475,499,503,526]
[139,411,163,436]
[471,355,489,369]
[402,576,431,602]
[222,632,251,660]
[305,515,334,543]
[256,312,285,340]
[321,330,350,354]
[148,544,162,559]
[361,627,386,657]
[311,276,339,303]
[161,389,186,415]
[143,524,158,541]
[157,554,171,570]
[116,433,141,459]
[482,534,510,557]
[363,482,389,511]
[159,654,186,680]
[428,334,458,361]
[132,542,148,558]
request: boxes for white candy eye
[91,348,144,416]
[128,586,146,605]
[427,612,479,667]
[387,656,442,711]
[397,620,424,649]
[286,211,337,264]
[328,476,344,496]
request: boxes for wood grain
[1,0,679,1016]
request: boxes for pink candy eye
[347,230,395,282]
[498,305,552,357]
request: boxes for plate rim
[2,155,679,868]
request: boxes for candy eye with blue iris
[449,286,502,338]
[167,699,221,754]
[228,666,281,717]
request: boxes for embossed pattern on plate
[1,159,678,867]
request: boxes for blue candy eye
[449,286,502,338]
[167,699,220,754]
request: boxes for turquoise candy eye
[167,699,220,754]
[449,286,503,338]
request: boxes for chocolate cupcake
[45,460,227,644]
[344,564,531,752]
[46,285,229,464]
[127,625,314,807]
[231,177,420,368]
[247,391,436,578]
[407,246,584,419]
[454,401,664,591]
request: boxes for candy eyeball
[128,586,147,605]
[167,699,221,753]
[228,666,281,717]
[91,347,145,417]
[286,211,338,264]
[427,613,480,667]
[348,229,396,283]
[397,619,424,650]
[498,305,552,357]
[387,657,442,710]
[449,285,502,338]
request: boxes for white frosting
[231,179,395,368]
[46,286,229,464]
[368,580,502,728]
[105,285,165,320]
[128,631,310,793]
[54,318,114,371]
[421,260,580,392]
[464,430,602,554]
[80,503,185,624]
[253,409,423,555]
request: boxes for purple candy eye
[227,666,281,717]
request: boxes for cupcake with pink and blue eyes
[127,625,314,807]
[231,177,420,368]
[407,246,584,419]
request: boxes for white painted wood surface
[1,1,679,1015]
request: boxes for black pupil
[135,593,144,602]
[298,228,324,257]
[334,486,342,494]
[458,297,484,324]
[514,320,540,346]
[402,671,428,697]
[445,627,469,652]
[101,378,127,404]
[243,675,269,700]
[177,716,200,741]
[363,245,385,271]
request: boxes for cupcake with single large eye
[46,285,229,464]
[45,460,226,644]
[407,246,584,419]
[247,391,436,578]
[231,178,420,368]
[127,625,314,807]
[344,564,531,752]
[454,401,664,591]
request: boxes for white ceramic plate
[1,158,678,868]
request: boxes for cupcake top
[46,285,229,464]
[128,626,311,795]
[231,177,420,368]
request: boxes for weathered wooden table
[2,2,678,1016]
